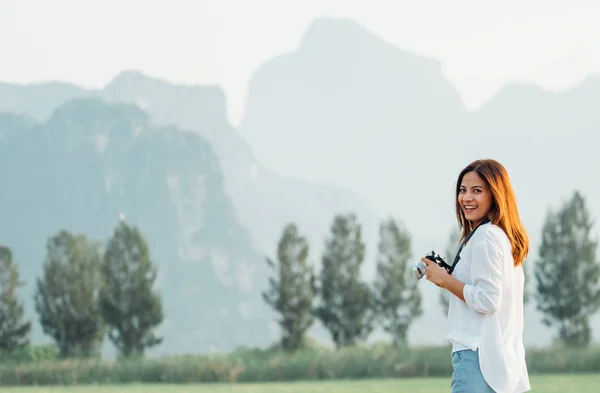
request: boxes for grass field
[2,374,599,393]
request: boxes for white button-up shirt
[446,222,530,393]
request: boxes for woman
[422,159,530,393]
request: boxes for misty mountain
[100,71,381,263]
[237,17,600,346]
[0,72,381,352]
[237,17,599,242]
[0,99,276,355]
[0,71,381,274]
[0,81,94,120]
[458,76,600,242]
[238,18,467,232]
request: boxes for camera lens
[411,261,426,279]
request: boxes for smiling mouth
[463,205,477,212]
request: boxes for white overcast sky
[1,0,599,125]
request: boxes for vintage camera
[411,251,451,280]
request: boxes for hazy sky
[1,0,599,125]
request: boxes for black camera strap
[448,217,491,275]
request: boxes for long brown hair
[455,159,529,266]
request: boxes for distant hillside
[0,81,94,119]
[0,70,381,279]
[0,99,275,355]
[0,70,382,354]
[237,17,600,346]
[100,71,382,264]
[238,17,467,221]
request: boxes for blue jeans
[451,349,495,393]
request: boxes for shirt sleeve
[462,229,504,314]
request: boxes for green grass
[3,374,600,393]
[3,344,600,386]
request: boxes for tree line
[0,220,163,359]
[263,190,600,352]
[0,190,599,360]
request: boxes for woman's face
[458,171,493,227]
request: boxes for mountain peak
[106,70,148,85]
[103,71,229,126]
[299,17,441,69]
[302,17,370,43]
[105,70,224,96]
[45,97,150,156]
[479,72,600,115]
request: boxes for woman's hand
[421,258,467,302]
[421,257,450,288]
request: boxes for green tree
[0,246,31,352]
[34,231,104,358]
[534,191,600,347]
[372,218,422,346]
[100,221,163,358]
[315,213,374,348]
[262,223,317,351]
[439,227,461,316]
